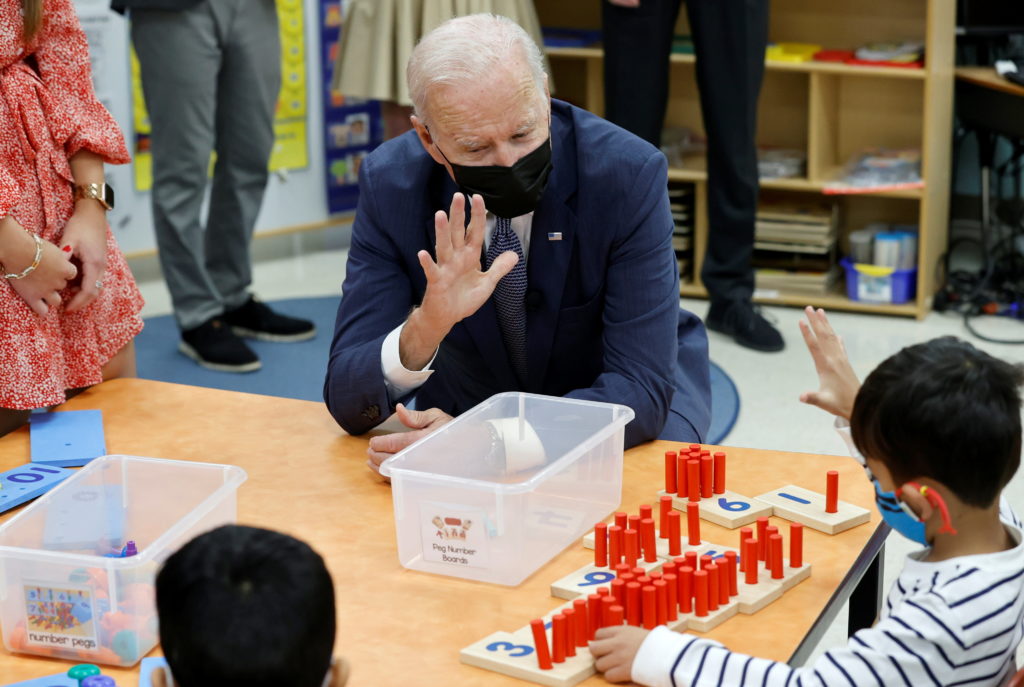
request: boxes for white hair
[407,13,547,120]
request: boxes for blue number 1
[779,492,811,505]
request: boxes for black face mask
[433,136,553,219]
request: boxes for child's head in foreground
[851,336,1022,514]
[155,524,346,687]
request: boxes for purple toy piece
[81,678,116,687]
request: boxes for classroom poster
[130,0,310,191]
[320,0,384,214]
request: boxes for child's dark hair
[156,525,336,687]
[851,336,1022,508]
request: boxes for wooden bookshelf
[536,0,955,318]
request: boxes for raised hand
[399,193,518,370]
[798,306,860,420]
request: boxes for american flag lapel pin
[547,232,562,241]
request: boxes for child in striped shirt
[590,307,1024,686]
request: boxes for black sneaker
[705,300,785,352]
[179,318,261,372]
[222,296,316,342]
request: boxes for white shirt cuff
[630,626,696,687]
[381,322,435,397]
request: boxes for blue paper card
[138,657,170,687]
[30,410,106,467]
[1,671,77,686]
[0,463,73,514]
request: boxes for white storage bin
[380,393,633,585]
[0,455,246,665]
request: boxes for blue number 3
[486,641,534,657]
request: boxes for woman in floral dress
[0,0,143,436]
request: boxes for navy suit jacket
[324,100,711,448]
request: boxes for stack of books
[669,184,695,283]
[753,201,840,296]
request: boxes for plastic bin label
[420,503,490,568]
[857,274,893,303]
[22,581,99,652]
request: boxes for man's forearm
[398,307,451,371]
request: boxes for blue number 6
[580,571,615,586]
[717,498,750,512]
[487,641,534,657]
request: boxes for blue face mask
[873,479,929,546]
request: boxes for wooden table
[0,379,884,686]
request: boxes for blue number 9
[486,641,534,657]
[580,571,615,586]
[717,498,750,512]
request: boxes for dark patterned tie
[486,216,528,383]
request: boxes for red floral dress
[0,0,143,410]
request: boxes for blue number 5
[487,641,534,657]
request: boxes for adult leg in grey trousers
[131,0,279,330]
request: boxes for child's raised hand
[798,306,860,420]
[590,625,649,683]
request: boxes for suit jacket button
[363,404,380,421]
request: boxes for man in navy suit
[324,14,711,469]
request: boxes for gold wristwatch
[73,182,115,211]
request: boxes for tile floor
[130,222,1024,666]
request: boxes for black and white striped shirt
[630,499,1024,687]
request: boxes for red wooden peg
[552,614,567,663]
[665,451,678,494]
[738,527,753,570]
[626,582,642,626]
[743,538,758,585]
[770,534,784,579]
[664,573,678,620]
[608,525,623,567]
[642,585,657,629]
[654,579,668,625]
[659,495,673,539]
[700,455,714,498]
[694,570,709,617]
[572,598,589,647]
[724,551,739,596]
[790,522,804,568]
[667,510,681,556]
[706,563,720,611]
[640,517,657,563]
[530,619,553,670]
[826,470,839,513]
[687,501,701,545]
[607,604,624,627]
[679,566,694,613]
[594,522,608,567]
[563,608,577,657]
[713,451,726,494]
[756,517,769,561]
[676,454,688,496]
[687,460,700,501]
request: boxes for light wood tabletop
[0,379,883,686]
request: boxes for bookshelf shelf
[538,0,954,319]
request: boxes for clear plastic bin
[0,455,246,666]
[380,393,634,586]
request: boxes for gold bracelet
[3,233,43,280]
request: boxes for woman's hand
[60,200,108,313]
[1,218,77,316]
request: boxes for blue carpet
[136,296,740,443]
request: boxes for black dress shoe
[222,296,316,342]
[179,318,261,372]
[705,300,785,352]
